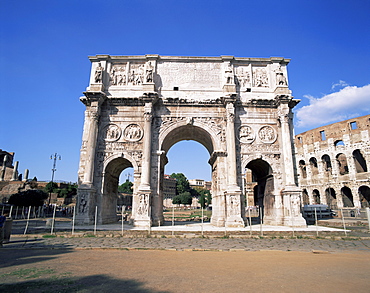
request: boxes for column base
[133,218,152,229]
[225,216,245,228]
[210,217,225,227]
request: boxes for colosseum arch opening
[359,186,370,208]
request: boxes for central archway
[155,122,226,226]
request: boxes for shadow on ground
[0,273,169,293]
[0,245,74,269]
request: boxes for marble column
[0,155,6,181]
[83,107,100,185]
[133,101,153,228]
[139,102,153,190]
[24,169,29,181]
[11,161,19,181]
[224,99,244,227]
[278,102,306,227]
[77,92,105,225]
[278,105,296,186]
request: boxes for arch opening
[245,159,273,221]
[359,186,370,208]
[341,186,354,207]
[302,189,309,205]
[312,189,320,204]
[336,153,349,175]
[158,124,215,225]
[161,124,214,155]
[101,157,134,223]
[299,160,307,178]
[353,149,367,173]
[322,155,332,174]
[325,188,337,209]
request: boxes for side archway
[245,159,274,221]
[100,154,138,223]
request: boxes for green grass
[42,234,57,238]
[0,268,55,279]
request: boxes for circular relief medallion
[238,125,255,144]
[124,124,143,142]
[258,125,277,143]
[104,124,121,142]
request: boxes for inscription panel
[156,62,222,90]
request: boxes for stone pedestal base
[88,84,104,91]
[75,185,96,225]
[223,84,236,93]
[225,216,245,228]
[211,217,225,227]
[143,83,155,92]
[133,218,152,229]
[282,186,307,228]
[225,189,245,228]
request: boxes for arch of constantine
[76,54,306,228]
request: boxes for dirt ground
[1,249,369,293]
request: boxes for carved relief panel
[252,67,269,87]
[234,65,251,90]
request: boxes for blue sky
[1,0,369,183]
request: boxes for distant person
[0,213,6,247]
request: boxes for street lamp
[48,153,61,206]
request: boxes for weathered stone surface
[77,55,305,227]
[295,114,370,209]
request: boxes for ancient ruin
[76,55,306,228]
[295,114,370,209]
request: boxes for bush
[8,189,48,206]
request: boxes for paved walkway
[3,234,370,253]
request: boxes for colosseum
[295,114,370,212]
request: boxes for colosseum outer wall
[295,114,370,209]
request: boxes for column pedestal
[76,185,96,225]
[225,191,245,228]
[282,186,307,227]
[132,190,152,229]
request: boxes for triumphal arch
[76,54,306,228]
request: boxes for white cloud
[331,80,349,91]
[295,84,370,131]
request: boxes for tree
[45,182,58,193]
[118,179,133,194]
[195,187,211,208]
[8,189,48,206]
[180,192,193,205]
[198,194,207,208]
[56,183,77,198]
[172,195,182,205]
[170,173,190,195]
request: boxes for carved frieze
[238,125,255,144]
[274,65,287,86]
[258,125,277,143]
[252,67,269,87]
[94,62,103,83]
[78,190,89,214]
[104,124,121,142]
[124,124,143,142]
[128,62,145,85]
[235,66,251,89]
[110,64,128,86]
[137,193,149,216]
[241,143,280,154]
